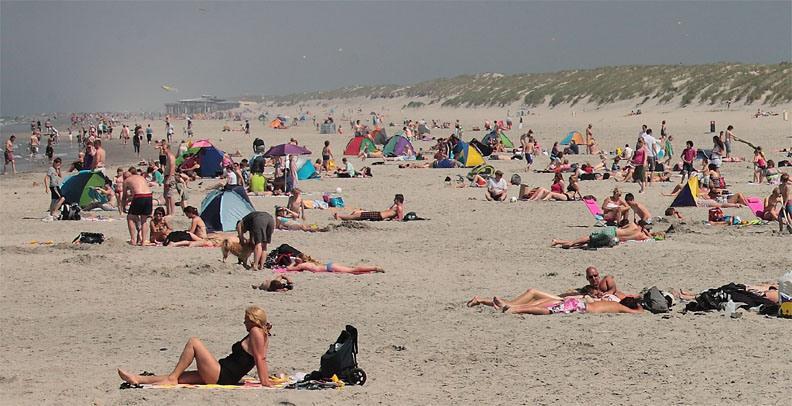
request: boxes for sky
[1,0,790,115]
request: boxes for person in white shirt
[485,170,508,201]
[641,128,658,177]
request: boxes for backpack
[264,244,303,268]
[72,232,104,244]
[642,286,670,313]
[60,203,81,221]
[303,325,366,385]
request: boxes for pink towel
[745,196,764,217]
[583,198,604,219]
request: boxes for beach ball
[336,187,342,194]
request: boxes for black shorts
[128,194,153,216]
[50,186,62,200]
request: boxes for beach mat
[746,196,764,217]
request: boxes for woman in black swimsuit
[117,306,273,386]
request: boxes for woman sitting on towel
[524,173,573,201]
[118,306,273,386]
[169,206,210,247]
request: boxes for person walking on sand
[321,140,334,172]
[631,138,648,193]
[724,125,735,158]
[3,135,17,175]
[121,168,153,245]
[146,124,153,144]
[585,124,594,154]
[43,158,65,221]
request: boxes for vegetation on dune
[264,63,791,107]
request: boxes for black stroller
[303,325,366,385]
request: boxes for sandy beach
[1,99,791,404]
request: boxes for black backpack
[72,232,104,244]
[60,203,81,221]
[303,325,366,385]
[264,244,302,268]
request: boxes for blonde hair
[245,306,268,329]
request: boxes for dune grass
[264,63,791,107]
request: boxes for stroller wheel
[348,368,366,385]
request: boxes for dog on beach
[221,238,253,268]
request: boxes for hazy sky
[1,1,790,115]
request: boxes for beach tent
[200,187,255,233]
[560,131,585,145]
[176,143,225,178]
[470,139,493,157]
[383,134,415,157]
[344,136,377,156]
[61,170,113,208]
[371,127,389,145]
[670,177,699,207]
[453,141,486,167]
[482,130,514,149]
[296,158,319,180]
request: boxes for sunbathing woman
[118,306,273,386]
[551,220,654,249]
[149,207,173,244]
[602,188,629,223]
[170,206,210,247]
[763,188,782,221]
[334,194,405,221]
[525,172,573,201]
[284,254,384,274]
[275,208,329,232]
[498,296,644,315]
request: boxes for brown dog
[221,238,253,268]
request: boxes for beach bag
[265,244,303,268]
[510,174,522,186]
[72,232,104,244]
[708,208,724,222]
[60,203,81,221]
[329,197,345,208]
[303,325,366,386]
[642,286,670,313]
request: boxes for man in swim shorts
[237,211,275,271]
[161,142,177,215]
[333,194,405,221]
[121,169,153,246]
[779,173,792,234]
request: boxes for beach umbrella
[190,139,214,148]
[263,144,312,157]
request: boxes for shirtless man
[121,168,153,245]
[779,173,792,234]
[29,133,40,158]
[284,188,305,220]
[334,194,405,221]
[519,130,535,171]
[624,193,652,224]
[92,139,106,172]
[3,135,17,175]
[467,266,630,309]
[161,142,177,216]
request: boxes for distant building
[165,95,240,115]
